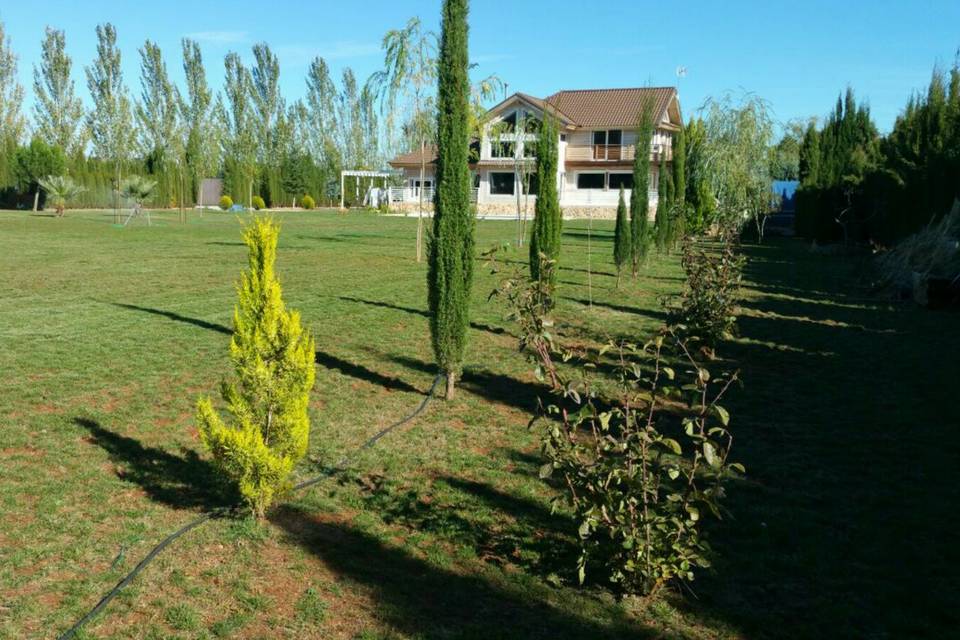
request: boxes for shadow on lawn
[562,296,670,321]
[682,240,960,638]
[315,349,421,394]
[74,417,235,511]
[337,296,509,336]
[108,302,231,335]
[272,504,657,640]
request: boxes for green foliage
[494,264,742,596]
[251,195,266,210]
[655,154,674,252]
[196,217,316,518]
[15,136,66,206]
[428,0,474,399]
[301,194,315,210]
[683,118,714,233]
[630,99,656,275]
[673,122,686,206]
[529,116,562,292]
[613,186,631,282]
[673,235,744,348]
[33,27,85,155]
[281,151,311,206]
[118,174,157,206]
[38,175,85,216]
[220,194,233,210]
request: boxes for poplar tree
[136,40,181,207]
[33,27,85,155]
[251,43,283,203]
[0,20,26,187]
[428,0,474,400]
[180,38,219,205]
[222,52,256,205]
[529,116,562,292]
[305,57,341,185]
[196,217,315,519]
[630,99,655,276]
[613,185,630,286]
[85,23,134,222]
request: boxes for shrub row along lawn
[0,209,957,639]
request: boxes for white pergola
[339,170,398,209]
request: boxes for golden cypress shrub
[196,216,316,518]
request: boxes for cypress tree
[655,154,674,252]
[196,217,316,518]
[613,185,630,286]
[529,116,561,291]
[630,99,655,276]
[428,0,474,400]
[673,123,686,206]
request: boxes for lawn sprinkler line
[57,373,444,640]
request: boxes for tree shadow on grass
[108,302,231,335]
[315,349,421,394]
[337,296,509,336]
[383,353,545,414]
[562,296,670,321]
[73,417,236,511]
[271,505,660,640]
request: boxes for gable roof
[543,87,678,128]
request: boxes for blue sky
[2,0,959,135]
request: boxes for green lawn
[0,209,956,639]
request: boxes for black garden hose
[57,373,443,640]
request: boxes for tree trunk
[33,189,39,212]
[445,370,456,400]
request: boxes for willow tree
[428,0,474,400]
[33,27,85,156]
[369,17,438,261]
[85,23,134,224]
[630,98,656,275]
[529,116,561,293]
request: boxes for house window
[523,173,540,195]
[410,179,433,189]
[473,172,480,188]
[608,173,633,190]
[502,111,517,129]
[523,116,541,133]
[576,173,605,190]
[592,130,622,145]
[491,141,516,158]
[522,140,537,158]
[490,172,515,195]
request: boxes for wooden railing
[566,143,670,163]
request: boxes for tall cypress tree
[673,123,686,206]
[630,99,655,276]
[613,185,630,286]
[428,0,474,400]
[529,116,561,291]
[655,154,674,252]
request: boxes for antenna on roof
[676,66,687,79]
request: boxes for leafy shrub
[219,195,233,211]
[301,194,315,210]
[672,235,744,349]
[195,217,316,517]
[252,195,266,211]
[493,258,743,596]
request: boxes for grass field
[1,209,957,639]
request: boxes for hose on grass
[57,373,444,640]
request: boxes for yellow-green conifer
[196,216,315,518]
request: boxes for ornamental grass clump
[196,216,316,518]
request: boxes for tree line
[0,18,485,211]
[795,59,960,244]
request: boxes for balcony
[566,143,668,163]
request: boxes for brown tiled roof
[388,145,438,166]
[543,87,677,128]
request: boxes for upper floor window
[593,130,622,146]
[491,141,516,159]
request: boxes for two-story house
[387,86,682,219]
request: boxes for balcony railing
[566,142,669,163]
[593,144,624,161]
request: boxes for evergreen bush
[301,194,315,209]
[219,195,233,210]
[196,217,316,518]
[252,195,266,210]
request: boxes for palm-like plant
[118,175,157,209]
[38,175,86,217]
